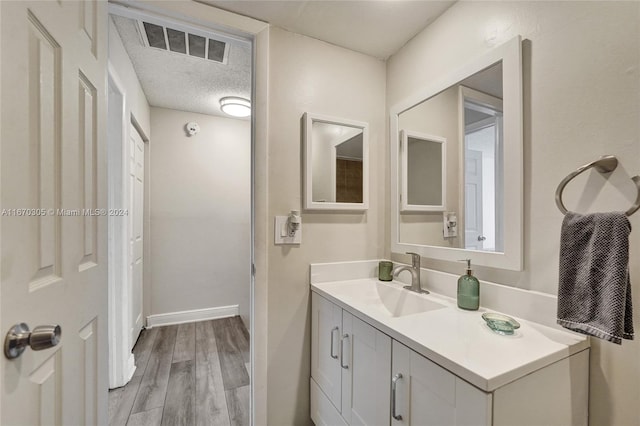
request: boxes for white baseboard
[146,305,239,328]
[126,354,136,382]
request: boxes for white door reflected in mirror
[303,113,369,211]
[462,86,504,252]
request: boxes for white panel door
[128,124,144,348]
[1,1,108,425]
[341,311,391,426]
[311,292,343,411]
[464,149,483,250]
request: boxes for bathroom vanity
[309,262,589,426]
[309,35,588,426]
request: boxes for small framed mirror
[303,113,369,211]
[400,130,446,212]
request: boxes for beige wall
[266,27,386,425]
[149,107,251,324]
[387,2,640,424]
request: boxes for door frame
[458,85,504,253]
[0,4,4,421]
[106,5,268,424]
[107,64,136,388]
[107,63,150,388]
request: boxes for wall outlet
[274,216,302,245]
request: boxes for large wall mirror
[303,113,369,211]
[390,36,523,270]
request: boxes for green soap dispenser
[457,259,480,310]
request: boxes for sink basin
[325,279,447,318]
[374,282,446,317]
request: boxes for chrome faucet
[393,252,428,294]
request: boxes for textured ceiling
[111,15,251,118]
[201,0,455,59]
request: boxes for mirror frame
[400,130,447,212]
[390,36,523,271]
[303,112,369,211]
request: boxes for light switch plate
[443,212,457,238]
[274,216,302,245]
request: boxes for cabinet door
[311,378,349,426]
[311,292,344,410]
[391,341,491,426]
[342,311,391,426]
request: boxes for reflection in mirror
[401,130,445,212]
[312,123,363,203]
[462,87,503,252]
[303,113,369,211]
[398,62,504,252]
[390,35,522,270]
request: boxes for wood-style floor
[109,316,250,426]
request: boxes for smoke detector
[185,122,200,136]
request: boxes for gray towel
[557,212,634,344]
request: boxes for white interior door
[128,124,144,348]
[494,115,504,252]
[464,149,484,250]
[1,1,108,425]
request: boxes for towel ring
[555,155,640,216]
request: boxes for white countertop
[311,277,589,392]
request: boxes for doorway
[462,87,504,252]
[107,4,254,425]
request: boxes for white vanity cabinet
[311,292,391,426]
[311,292,487,426]
[311,288,589,426]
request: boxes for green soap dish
[482,312,520,335]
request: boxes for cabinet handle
[392,373,403,421]
[330,327,339,359]
[340,334,349,369]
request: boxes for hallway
[109,317,250,426]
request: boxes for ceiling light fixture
[220,97,251,118]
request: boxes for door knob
[477,235,486,241]
[4,323,61,359]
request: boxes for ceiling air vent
[138,21,229,64]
